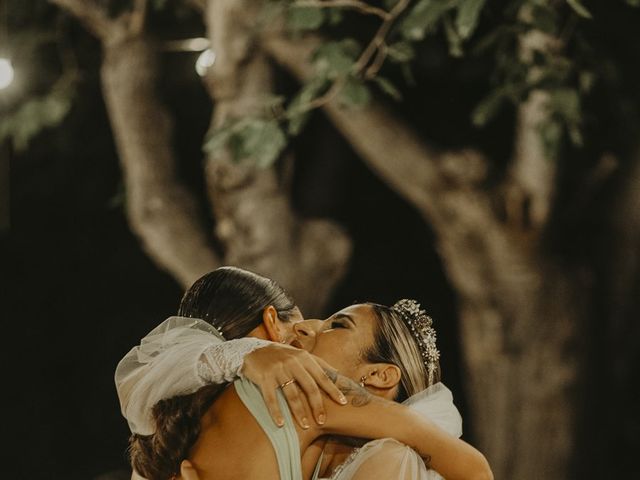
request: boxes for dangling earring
[359,375,367,387]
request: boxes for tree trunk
[264,31,580,479]
[201,0,351,314]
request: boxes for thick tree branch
[100,36,220,287]
[263,33,544,310]
[54,0,221,287]
[263,36,475,220]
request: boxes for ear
[262,305,284,343]
[364,363,402,390]
[178,460,201,480]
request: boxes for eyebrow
[332,313,356,326]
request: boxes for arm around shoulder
[318,372,493,480]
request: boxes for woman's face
[293,304,378,380]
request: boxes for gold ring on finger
[279,378,296,389]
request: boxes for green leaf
[203,124,234,154]
[313,39,361,79]
[0,75,75,152]
[287,6,326,31]
[567,123,583,146]
[456,0,486,40]
[470,25,519,55]
[327,8,344,25]
[235,119,288,168]
[387,41,415,63]
[150,0,170,11]
[578,70,596,93]
[374,76,403,101]
[566,0,593,18]
[540,118,563,159]
[472,89,508,127]
[286,77,330,135]
[550,88,581,124]
[443,15,464,57]
[339,77,372,108]
[401,63,417,86]
[399,0,456,41]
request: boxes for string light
[0,58,14,89]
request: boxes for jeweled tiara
[391,299,440,385]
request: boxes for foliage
[205,0,640,169]
[0,74,77,152]
[8,0,640,170]
[207,0,489,166]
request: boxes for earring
[359,375,367,387]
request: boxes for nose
[294,319,323,338]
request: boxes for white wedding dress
[326,382,462,480]
[116,317,463,479]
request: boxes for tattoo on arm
[324,368,372,407]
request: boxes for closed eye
[330,321,348,329]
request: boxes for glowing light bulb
[0,58,14,90]
[195,49,216,76]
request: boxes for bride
[116,267,492,479]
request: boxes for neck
[246,324,269,340]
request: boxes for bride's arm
[315,372,493,480]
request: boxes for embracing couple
[116,266,493,480]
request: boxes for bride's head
[178,266,303,342]
[294,300,440,402]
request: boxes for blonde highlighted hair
[364,303,441,401]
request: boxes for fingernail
[276,416,284,427]
[317,413,326,425]
[339,395,347,404]
[302,417,310,429]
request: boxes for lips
[290,338,304,349]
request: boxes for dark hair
[364,303,441,402]
[177,266,297,339]
[128,385,220,480]
[129,266,297,479]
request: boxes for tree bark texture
[101,35,222,287]
[201,0,351,315]
[265,32,581,479]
